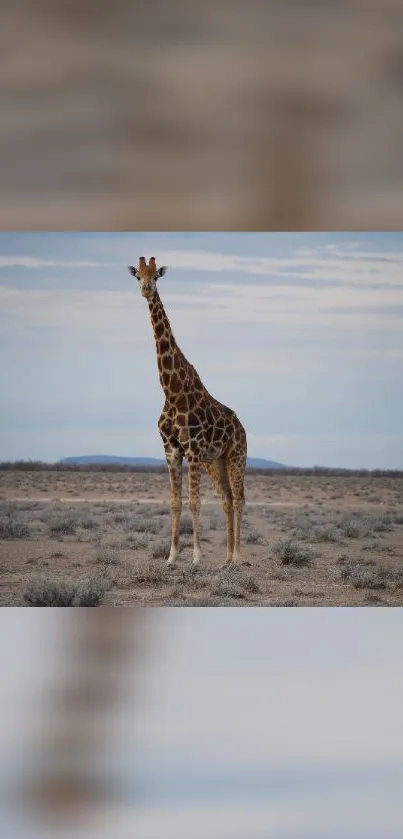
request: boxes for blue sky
[1,609,403,838]
[1,232,403,467]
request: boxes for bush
[131,558,170,585]
[245,529,265,545]
[126,533,148,550]
[150,541,171,560]
[0,519,30,539]
[272,539,315,567]
[95,546,121,566]
[48,516,77,536]
[210,566,260,599]
[130,516,161,534]
[79,517,100,530]
[23,575,107,606]
[341,562,403,590]
[310,525,343,543]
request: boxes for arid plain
[1,468,403,607]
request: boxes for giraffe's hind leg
[225,447,246,564]
[187,461,203,565]
[205,457,234,564]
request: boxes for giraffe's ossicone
[129,257,247,566]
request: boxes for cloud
[0,256,117,269]
[0,286,145,340]
[152,247,403,289]
[323,304,403,318]
[5,241,403,292]
[1,280,401,341]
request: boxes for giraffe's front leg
[166,448,183,566]
[188,462,203,565]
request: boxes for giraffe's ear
[157,266,167,278]
[128,266,140,279]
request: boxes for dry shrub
[23,575,107,606]
[272,539,315,567]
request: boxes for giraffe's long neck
[149,290,180,393]
[148,290,201,399]
[148,289,176,349]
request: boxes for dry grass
[0,469,403,605]
[272,539,316,567]
[0,518,30,539]
[130,557,171,586]
[23,574,107,606]
[210,566,260,599]
[340,561,403,591]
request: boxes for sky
[1,609,403,838]
[0,231,403,468]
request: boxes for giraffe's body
[129,257,247,566]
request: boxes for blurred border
[2,0,403,230]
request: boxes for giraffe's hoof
[166,559,176,568]
[192,548,202,566]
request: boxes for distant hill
[60,455,288,470]
[60,455,166,467]
[247,457,287,470]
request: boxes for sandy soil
[1,470,403,606]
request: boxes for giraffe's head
[128,257,167,300]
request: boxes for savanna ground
[1,468,403,606]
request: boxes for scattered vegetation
[95,545,121,566]
[79,516,100,530]
[166,594,226,607]
[245,529,265,545]
[1,459,403,478]
[23,575,107,606]
[131,558,171,585]
[339,512,393,539]
[0,518,30,539]
[210,565,260,599]
[48,516,77,536]
[126,533,148,550]
[1,468,402,606]
[340,563,387,590]
[150,540,171,560]
[340,561,403,590]
[129,516,161,535]
[310,524,343,543]
[272,539,315,567]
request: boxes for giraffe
[128,257,247,567]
